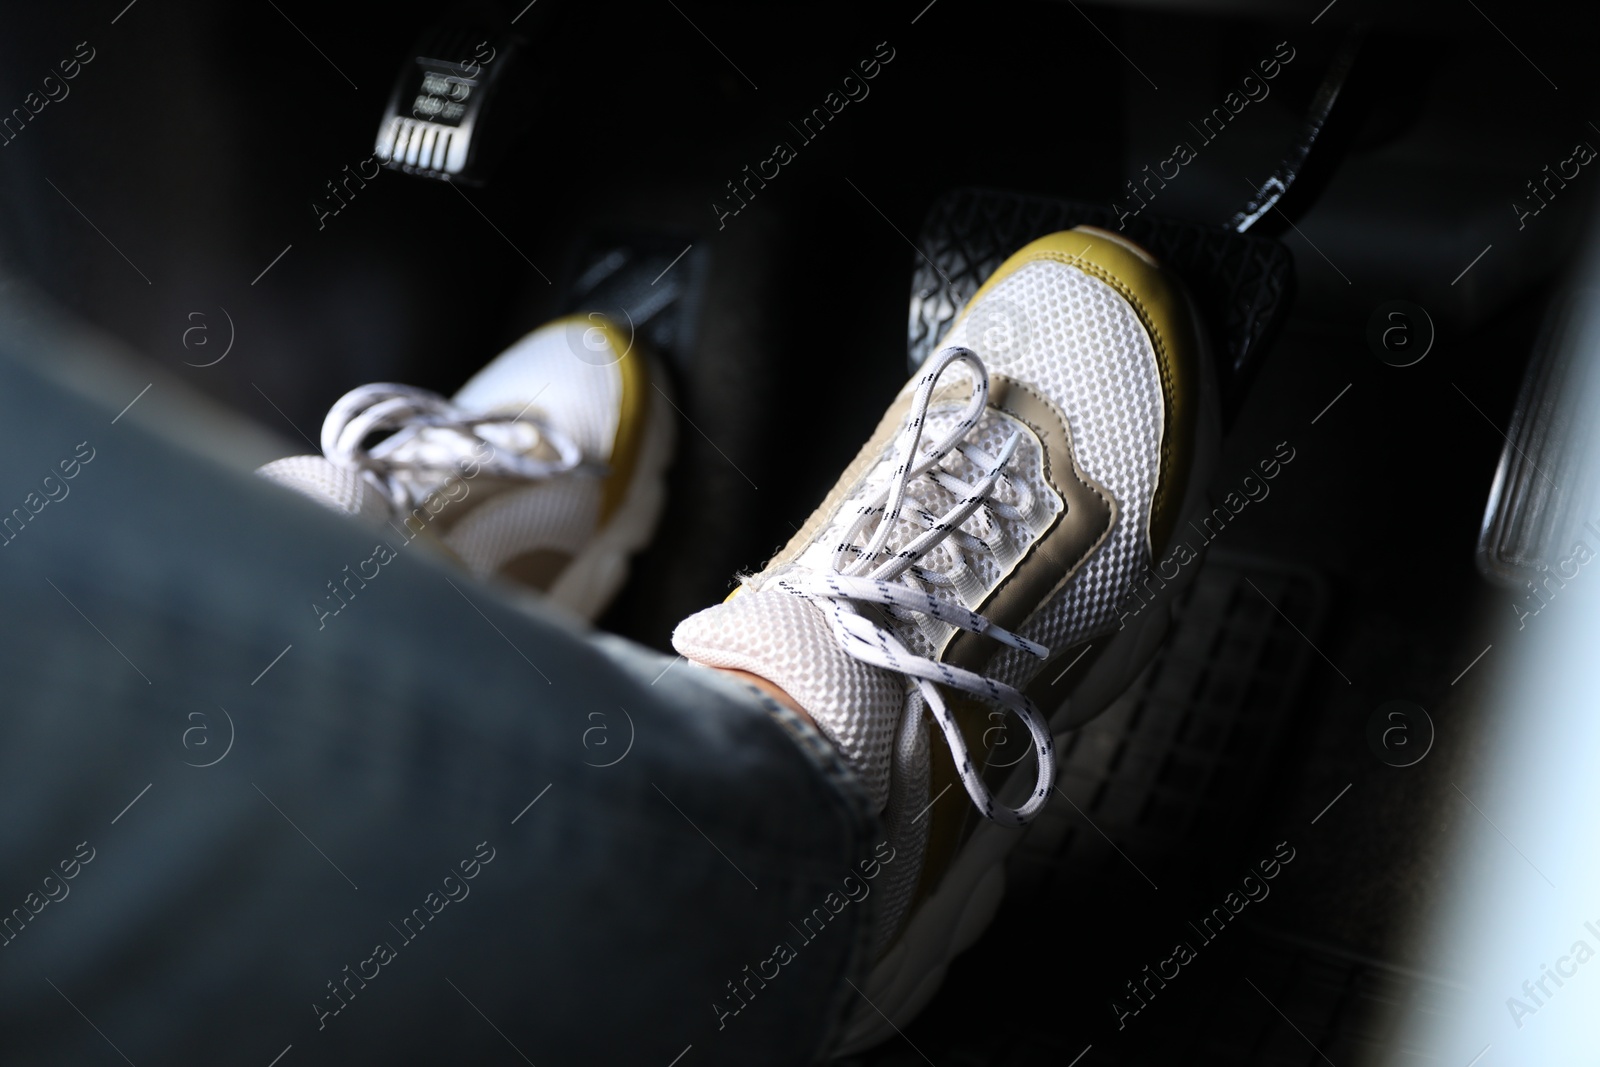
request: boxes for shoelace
[319,383,589,514]
[779,346,1056,827]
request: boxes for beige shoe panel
[938,374,1115,673]
[954,227,1202,557]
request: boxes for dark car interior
[4,0,1597,1062]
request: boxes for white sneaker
[257,315,674,621]
[671,227,1219,1052]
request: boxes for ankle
[710,667,817,729]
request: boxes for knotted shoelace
[778,346,1056,827]
[319,383,589,514]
